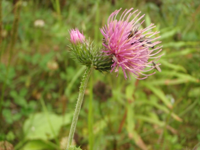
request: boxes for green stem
[94,1,99,44]
[50,0,61,22]
[55,0,61,21]
[66,67,93,150]
[9,1,21,60]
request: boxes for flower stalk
[66,67,93,150]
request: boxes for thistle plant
[66,8,162,149]
[66,29,112,150]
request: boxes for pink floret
[70,29,85,44]
[100,8,163,79]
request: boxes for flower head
[70,29,85,44]
[69,28,112,71]
[100,8,163,79]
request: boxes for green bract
[69,42,112,72]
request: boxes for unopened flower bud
[70,29,85,44]
[68,28,112,72]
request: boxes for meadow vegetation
[0,0,200,150]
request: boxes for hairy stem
[66,67,93,150]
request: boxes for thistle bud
[69,29,85,44]
[68,29,112,72]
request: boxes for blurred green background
[0,0,200,150]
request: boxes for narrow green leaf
[159,59,186,72]
[163,48,197,58]
[158,71,199,83]
[142,84,172,108]
[145,14,151,27]
[135,115,165,127]
[134,100,182,122]
[126,129,147,150]
[189,87,200,97]
[126,102,135,135]
[160,28,177,40]
[125,85,135,100]
[175,72,199,82]
[162,42,197,48]
[147,78,198,85]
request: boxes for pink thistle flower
[100,8,163,79]
[70,29,85,44]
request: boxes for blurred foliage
[0,0,200,150]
